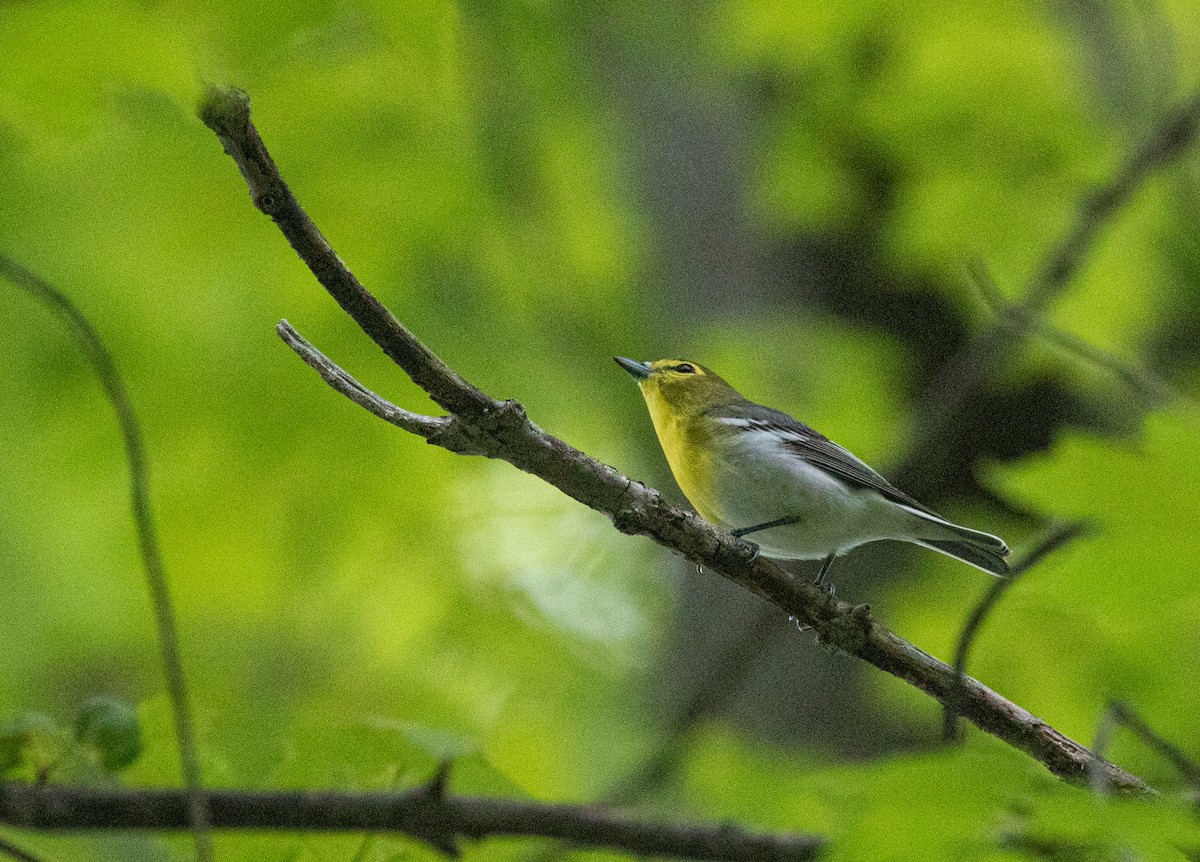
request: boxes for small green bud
[74,697,142,773]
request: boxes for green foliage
[3,1,1200,861]
[1,696,142,782]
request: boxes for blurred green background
[3,0,1200,859]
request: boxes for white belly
[705,430,915,560]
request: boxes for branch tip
[1094,700,1200,790]
[197,85,251,137]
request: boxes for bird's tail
[904,509,1011,577]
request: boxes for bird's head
[613,357,740,417]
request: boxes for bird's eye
[674,363,696,374]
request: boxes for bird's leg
[813,553,837,596]
[731,515,800,539]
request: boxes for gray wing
[719,404,941,517]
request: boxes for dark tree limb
[0,780,822,862]
[1027,88,1200,311]
[0,256,211,862]
[263,244,1140,790]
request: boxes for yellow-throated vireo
[615,357,1009,585]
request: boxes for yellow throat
[616,358,741,524]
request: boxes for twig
[1091,701,1200,795]
[278,320,448,437]
[899,85,1200,474]
[0,780,823,862]
[1108,703,1200,787]
[0,834,50,862]
[0,257,211,861]
[968,261,1179,408]
[1027,87,1200,311]
[202,87,1148,791]
[943,521,1092,742]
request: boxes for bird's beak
[614,356,652,380]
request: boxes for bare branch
[199,87,1148,792]
[0,782,822,862]
[943,522,1092,742]
[0,255,211,861]
[277,320,448,438]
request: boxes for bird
[614,356,1009,585]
